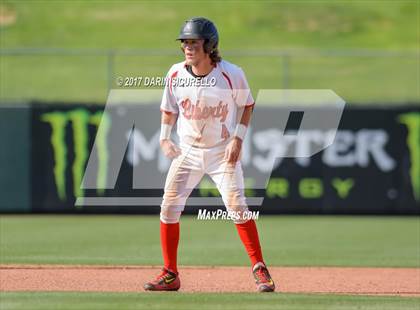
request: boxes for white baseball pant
[160,140,249,224]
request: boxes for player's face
[181,39,207,66]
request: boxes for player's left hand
[224,137,242,164]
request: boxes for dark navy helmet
[177,17,219,53]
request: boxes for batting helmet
[177,17,219,53]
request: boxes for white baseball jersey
[160,60,254,148]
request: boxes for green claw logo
[398,112,420,201]
[41,109,111,201]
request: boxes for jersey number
[221,124,230,140]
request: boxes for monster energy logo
[398,112,420,201]
[41,109,111,201]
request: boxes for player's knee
[225,190,247,211]
[224,190,249,224]
[162,190,188,207]
[160,190,186,224]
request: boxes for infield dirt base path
[1,265,419,297]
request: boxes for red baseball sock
[235,219,264,267]
[160,221,179,273]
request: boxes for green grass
[1,216,419,309]
[1,1,418,49]
[0,215,419,267]
[0,1,419,103]
[0,292,419,310]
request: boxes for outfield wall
[0,103,419,214]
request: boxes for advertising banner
[27,103,420,214]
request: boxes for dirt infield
[1,265,419,296]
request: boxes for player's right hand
[160,139,182,159]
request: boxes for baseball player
[144,17,275,293]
